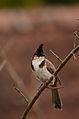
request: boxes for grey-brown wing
[45,59,61,85]
[45,59,56,74]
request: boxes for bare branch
[21,44,79,119]
[49,49,63,62]
[74,31,77,48]
[4,53,30,103]
[14,86,29,104]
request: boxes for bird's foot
[47,85,64,90]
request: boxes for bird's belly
[33,66,52,83]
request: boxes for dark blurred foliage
[45,0,79,4]
[0,0,79,8]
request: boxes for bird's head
[33,44,45,59]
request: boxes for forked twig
[22,44,79,119]
[49,49,63,62]
[74,31,79,39]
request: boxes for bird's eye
[34,56,38,60]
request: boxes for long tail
[52,77,63,110]
[52,89,62,110]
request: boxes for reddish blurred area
[0,6,79,119]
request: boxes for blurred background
[0,0,79,119]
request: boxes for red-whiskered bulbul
[31,44,63,110]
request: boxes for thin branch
[2,51,30,102]
[74,31,79,39]
[22,45,79,119]
[74,31,77,48]
[14,86,29,104]
[0,60,7,71]
[73,31,79,60]
[49,49,63,62]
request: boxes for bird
[31,44,63,110]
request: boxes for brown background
[0,6,79,119]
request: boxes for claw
[47,85,64,90]
[38,83,43,90]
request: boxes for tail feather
[52,88,62,110]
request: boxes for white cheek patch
[32,57,45,68]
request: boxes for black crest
[34,44,45,57]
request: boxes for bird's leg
[48,76,64,90]
[38,83,43,90]
[57,78,62,86]
[52,76,55,85]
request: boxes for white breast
[32,57,52,83]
